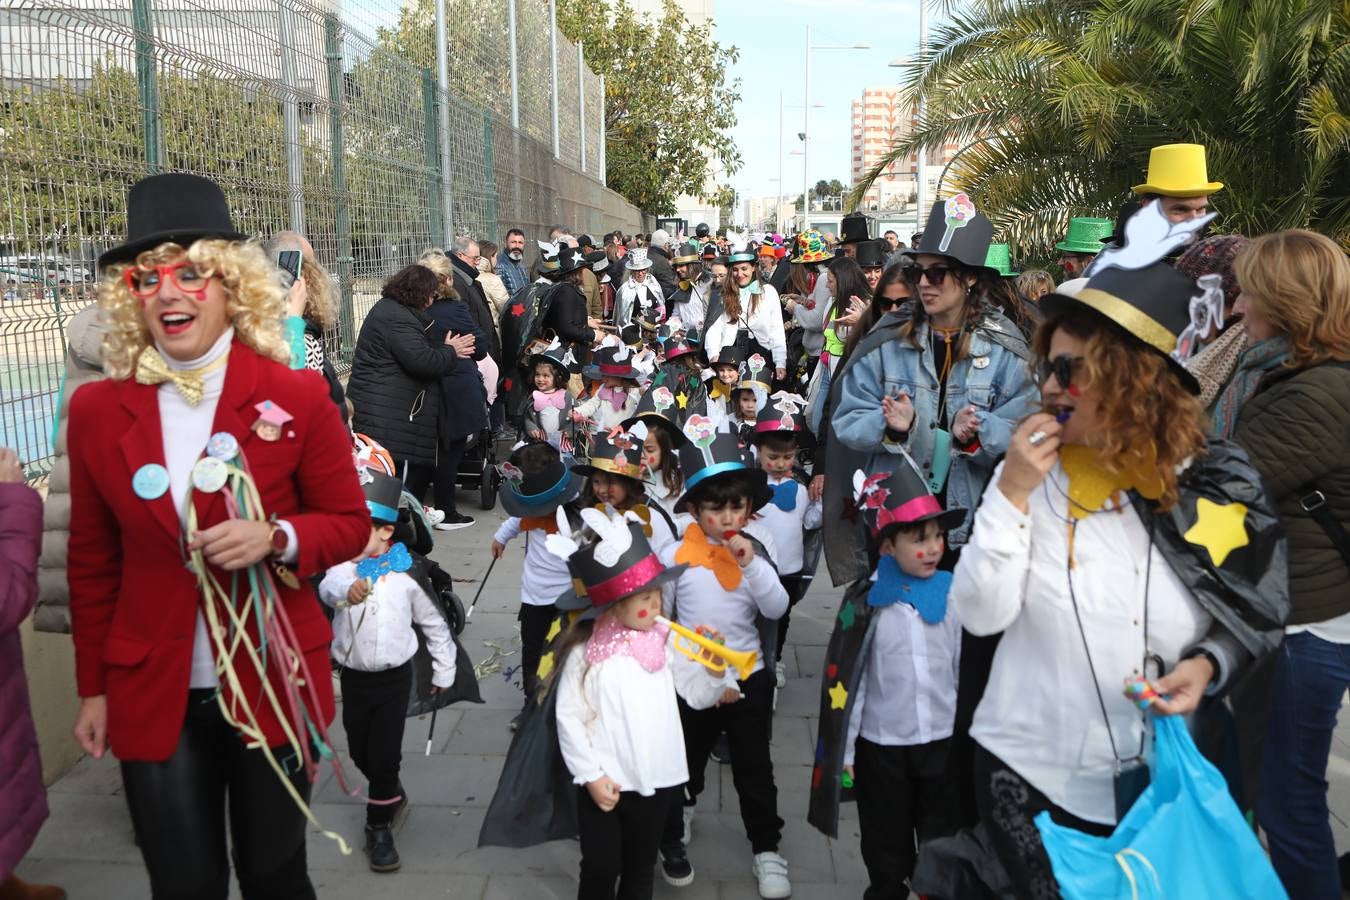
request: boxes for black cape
[404,556,483,715]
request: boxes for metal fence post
[278,0,305,233]
[422,68,444,246]
[577,43,586,173]
[324,15,355,360]
[549,0,560,159]
[434,0,453,242]
[132,0,160,172]
[598,74,606,184]
[483,108,497,240]
[507,0,520,132]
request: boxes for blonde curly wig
[99,239,289,380]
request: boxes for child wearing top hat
[655,422,791,898]
[544,508,732,900]
[748,392,822,688]
[707,345,744,420]
[490,440,587,729]
[806,454,965,897]
[318,469,459,873]
[574,343,642,432]
[732,354,773,448]
[572,425,680,554]
[520,338,575,445]
[623,386,690,524]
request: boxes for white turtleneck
[157,328,295,688]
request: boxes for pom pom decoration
[1123,675,1161,710]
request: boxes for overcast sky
[718,1,921,207]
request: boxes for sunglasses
[1036,354,1085,388]
[877,292,908,311]
[903,264,955,286]
[124,261,211,300]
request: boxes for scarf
[868,555,952,625]
[709,379,734,401]
[674,523,742,590]
[585,614,669,673]
[1210,335,1291,438]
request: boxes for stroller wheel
[479,465,498,510]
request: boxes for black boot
[364,824,401,873]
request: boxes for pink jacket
[0,481,47,878]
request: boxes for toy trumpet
[655,616,758,681]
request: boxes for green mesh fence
[0,0,642,482]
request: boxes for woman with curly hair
[66,173,372,897]
[936,201,1289,897]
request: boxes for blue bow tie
[868,555,952,624]
[357,542,413,581]
[770,480,798,512]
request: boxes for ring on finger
[1028,430,1049,447]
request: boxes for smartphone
[276,249,302,289]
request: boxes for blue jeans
[1260,630,1350,899]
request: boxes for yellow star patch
[1183,497,1250,567]
[537,651,555,680]
[545,618,562,642]
[828,680,848,710]
[676,391,689,409]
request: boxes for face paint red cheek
[1067,384,1081,397]
[637,609,648,618]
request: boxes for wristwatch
[268,522,289,558]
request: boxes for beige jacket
[35,305,106,633]
[476,271,508,337]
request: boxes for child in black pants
[319,470,457,872]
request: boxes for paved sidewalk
[18,504,1350,898]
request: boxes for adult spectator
[418,251,488,531]
[1014,269,1055,304]
[2,446,65,900]
[577,235,605,320]
[1226,231,1350,898]
[704,250,787,382]
[1175,235,1251,408]
[910,232,923,251]
[498,228,529,296]
[348,264,475,500]
[266,231,346,421]
[882,229,900,254]
[475,239,510,333]
[449,236,502,367]
[68,173,371,897]
[542,245,602,370]
[643,229,680,298]
[1132,142,1223,223]
[1053,217,1112,280]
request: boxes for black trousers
[340,661,412,826]
[854,737,959,899]
[519,602,557,700]
[401,459,433,505]
[432,436,468,516]
[974,743,1112,899]
[576,785,679,900]
[120,690,315,900]
[774,572,804,659]
[661,668,782,853]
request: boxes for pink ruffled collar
[585,615,669,673]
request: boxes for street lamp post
[803,29,870,230]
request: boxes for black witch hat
[915,194,994,271]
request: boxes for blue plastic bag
[1036,714,1287,900]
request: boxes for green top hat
[1055,217,1113,254]
[984,243,1018,277]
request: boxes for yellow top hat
[1132,143,1223,198]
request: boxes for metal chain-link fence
[0,0,643,481]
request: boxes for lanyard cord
[930,325,961,425]
[1064,507,1154,764]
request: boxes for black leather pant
[120,690,316,900]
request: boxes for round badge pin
[191,456,229,493]
[206,431,239,461]
[132,463,170,500]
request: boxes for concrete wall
[19,615,82,785]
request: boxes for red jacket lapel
[190,339,259,529]
[118,378,182,543]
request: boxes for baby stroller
[456,424,501,511]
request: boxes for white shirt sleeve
[667,642,733,710]
[555,649,605,786]
[844,664,867,766]
[494,516,523,545]
[408,580,457,688]
[318,561,358,608]
[744,555,789,620]
[948,464,1034,636]
[754,285,787,369]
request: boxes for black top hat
[571,426,646,481]
[854,455,966,539]
[712,344,746,370]
[99,173,248,268]
[675,418,772,511]
[915,195,994,271]
[736,352,773,394]
[1039,200,1209,395]
[700,242,720,261]
[554,244,588,276]
[567,518,685,608]
[584,249,609,273]
[671,242,702,266]
[837,212,872,245]
[498,440,585,517]
[526,338,575,376]
[662,328,704,364]
[623,383,698,436]
[577,233,596,250]
[584,344,640,381]
[360,468,404,524]
[750,391,815,449]
[853,239,889,269]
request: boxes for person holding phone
[267,232,346,423]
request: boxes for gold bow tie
[135,346,229,406]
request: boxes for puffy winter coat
[425,297,489,442]
[36,304,106,633]
[347,297,462,468]
[0,482,47,880]
[1233,361,1350,625]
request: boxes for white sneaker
[682,806,694,845]
[752,851,791,899]
[423,506,446,526]
[774,660,786,688]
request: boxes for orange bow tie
[675,523,742,591]
[520,515,561,534]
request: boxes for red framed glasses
[124,261,211,300]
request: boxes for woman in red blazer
[67,174,370,899]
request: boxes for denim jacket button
[929,422,936,429]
